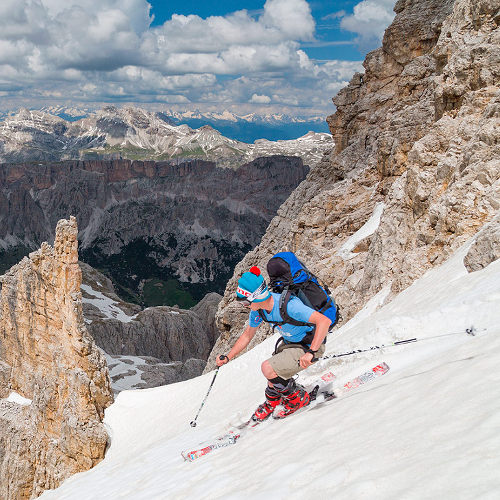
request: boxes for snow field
[41,234,500,499]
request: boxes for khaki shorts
[267,343,325,379]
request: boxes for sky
[0,0,397,117]
[38,216,500,499]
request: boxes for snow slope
[40,233,500,499]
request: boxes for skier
[216,267,333,420]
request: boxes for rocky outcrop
[88,295,219,363]
[80,261,142,322]
[106,355,207,393]
[191,292,223,346]
[0,217,113,500]
[80,263,221,392]
[464,215,500,272]
[207,0,500,369]
[0,156,308,304]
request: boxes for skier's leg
[252,385,282,422]
[267,345,325,380]
[275,378,310,417]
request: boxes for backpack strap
[256,308,285,329]
[279,288,315,329]
[257,289,314,329]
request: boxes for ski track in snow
[40,232,500,499]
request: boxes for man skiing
[216,266,333,420]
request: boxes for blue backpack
[261,251,338,333]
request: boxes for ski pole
[320,326,480,361]
[190,356,226,428]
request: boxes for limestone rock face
[106,355,208,393]
[206,0,500,370]
[464,216,500,272]
[89,299,218,362]
[0,217,113,500]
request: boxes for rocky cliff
[207,0,500,368]
[0,217,113,500]
[0,156,308,306]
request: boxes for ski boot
[252,387,281,422]
[274,379,310,419]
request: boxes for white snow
[338,202,385,260]
[105,354,148,392]
[81,284,137,323]
[3,392,32,406]
[41,230,500,499]
[105,353,182,393]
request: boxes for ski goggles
[236,281,269,305]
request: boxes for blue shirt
[249,292,316,343]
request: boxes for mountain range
[0,106,329,153]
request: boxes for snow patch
[81,284,137,323]
[4,392,32,406]
[338,202,384,260]
[105,353,178,393]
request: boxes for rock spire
[0,217,113,500]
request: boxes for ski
[181,431,241,461]
[181,362,389,461]
[230,370,338,429]
[340,361,389,394]
[273,361,389,419]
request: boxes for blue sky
[148,1,368,61]
[0,0,396,117]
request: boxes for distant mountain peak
[0,105,333,167]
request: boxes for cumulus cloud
[340,0,396,51]
[250,94,271,104]
[0,0,369,115]
[261,0,315,40]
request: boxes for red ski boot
[274,380,310,419]
[252,387,281,422]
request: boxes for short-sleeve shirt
[249,292,316,343]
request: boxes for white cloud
[250,94,271,104]
[156,95,190,103]
[340,0,396,51]
[318,60,365,80]
[0,0,366,115]
[41,0,152,33]
[322,11,346,21]
[261,0,315,40]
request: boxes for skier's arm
[217,325,258,366]
[299,311,331,369]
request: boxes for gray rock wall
[89,302,216,362]
[80,264,221,391]
[0,157,308,303]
